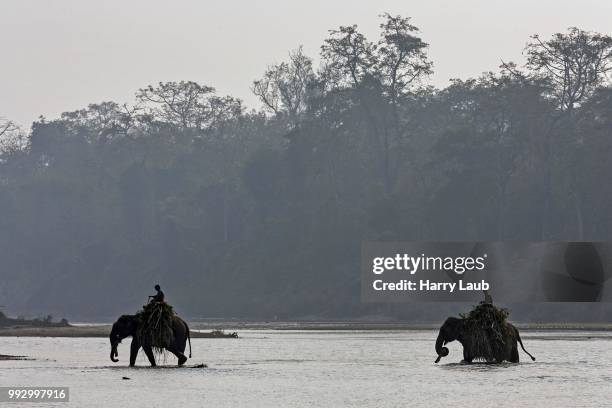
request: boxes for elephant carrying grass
[109,312,192,367]
[434,305,535,364]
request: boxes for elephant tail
[516,328,535,361]
[185,321,192,358]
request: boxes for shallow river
[1,330,611,407]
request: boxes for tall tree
[0,117,27,157]
[320,24,377,88]
[376,13,432,109]
[525,27,612,114]
[375,14,432,195]
[136,81,242,131]
[523,28,612,238]
[252,46,315,125]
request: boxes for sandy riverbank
[1,322,612,337]
[189,321,612,331]
[0,326,238,338]
[0,354,30,360]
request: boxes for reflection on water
[0,330,610,407]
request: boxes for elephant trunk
[435,333,449,363]
[110,343,119,362]
[109,327,119,362]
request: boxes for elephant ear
[446,317,464,332]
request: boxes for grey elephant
[109,314,192,366]
[435,317,535,363]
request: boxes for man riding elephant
[148,284,165,303]
[109,285,192,366]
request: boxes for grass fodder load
[136,302,175,353]
[460,303,511,362]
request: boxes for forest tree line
[1,15,611,321]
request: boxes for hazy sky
[1,0,611,127]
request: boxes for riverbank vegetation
[1,15,611,321]
[0,311,69,328]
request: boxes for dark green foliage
[210,330,238,338]
[460,304,512,362]
[1,23,612,322]
[0,311,70,328]
[135,302,175,352]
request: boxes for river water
[1,330,610,407]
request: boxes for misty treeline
[1,15,612,320]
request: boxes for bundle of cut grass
[135,302,175,353]
[460,303,511,362]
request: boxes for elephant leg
[129,339,140,367]
[142,345,157,367]
[510,344,519,363]
[168,345,187,366]
[463,348,473,364]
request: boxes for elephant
[109,314,192,367]
[434,317,535,363]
